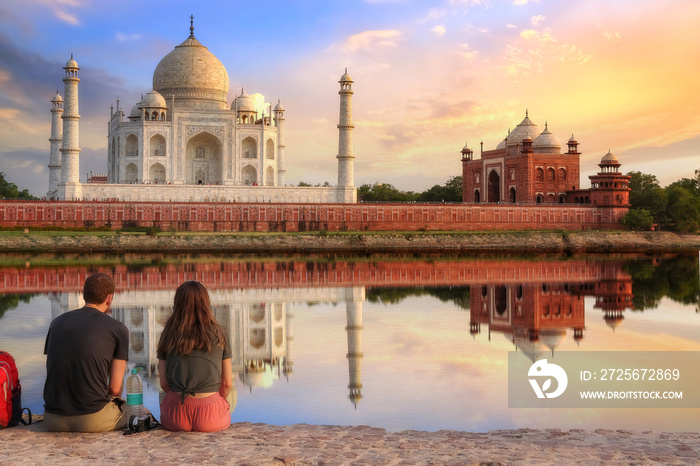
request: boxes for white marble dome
[52,92,63,102]
[601,150,619,164]
[65,57,79,69]
[533,124,561,152]
[140,90,167,108]
[153,32,229,109]
[129,101,142,118]
[507,114,540,147]
[233,91,255,111]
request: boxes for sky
[0,0,699,197]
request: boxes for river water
[1,253,698,432]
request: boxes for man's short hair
[83,273,115,305]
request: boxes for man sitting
[43,273,129,432]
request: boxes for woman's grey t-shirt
[157,338,231,394]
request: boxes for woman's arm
[219,358,233,398]
[158,359,170,393]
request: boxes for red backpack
[0,351,30,428]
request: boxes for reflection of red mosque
[469,263,633,359]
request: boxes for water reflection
[0,254,698,432]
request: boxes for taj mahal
[46,17,357,204]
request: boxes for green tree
[621,208,654,231]
[0,172,35,199]
[358,183,418,202]
[417,176,463,202]
[665,186,700,232]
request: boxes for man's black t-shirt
[43,306,129,416]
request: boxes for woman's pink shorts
[160,391,231,432]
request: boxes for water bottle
[126,368,144,421]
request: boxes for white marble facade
[49,19,357,203]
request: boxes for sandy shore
[2,420,700,465]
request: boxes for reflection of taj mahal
[47,17,356,204]
[48,286,365,405]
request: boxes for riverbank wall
[0,231,698,254]
[0,200,628,232]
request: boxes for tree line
[623,170,700,232]
[0,172,36,200]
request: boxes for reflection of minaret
[345,287,364,407]
[283,303,293,380]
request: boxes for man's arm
[109,359,126,397]
[219,358,233,398]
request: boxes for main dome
[153,29,229,110]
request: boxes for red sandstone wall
[0,200,628,232]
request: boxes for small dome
[522,136,532,142]
[533,124,561,150]
[496,138,507,150]
[274,100,284,111]
[462,142,470,151]
[141,90,167,108]
[65,57,79,69]
[130,101,142,117]
[340,68,353,82]
[52,92,63,102]
[506,112,540,147]
[233,91,255,111]
[568,134,577,143]
[601,150,619,164]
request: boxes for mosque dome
[539,329,567,353]
[65,57,79,69]
[533,124,561,152]
[568,134,577,144]
[462,142,470,151]
[274,100,284,111]
[152,25,229,110]
[506,112,540,147]
[340,68,353,82]
[601,150,619,164]
[233,91,255,111]
[129,101,142,118]
[52,92,63,102]
[141,90,167,108]
[496,138,507,150]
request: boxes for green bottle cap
[131,368,138,374]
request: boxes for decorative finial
[545,121,548,130]
[70,53,73,59]
[345,67,348,73]
[525,109,528,117]
[189,15,195,37]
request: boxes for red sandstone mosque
[461,111,631,207]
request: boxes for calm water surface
[1,253,698,432]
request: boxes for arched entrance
[149,163,165,184]
[265,166,275,186]
[242,165,257,185]
[125,163,138,183]
[487,170,500,203]
[474,190,480,203]
[186,132,222,185]
[509,187,516,203]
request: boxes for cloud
[115,33,143,42]
[602,31,621,42]
[336,30,402,52]
[459,43,478,61]
[506,24,517,29]
[530,15,546,27]
[54,10,79,25]
[433,25,446,36]
[502,29,592,77]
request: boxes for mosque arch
[495,286,507,316]
[509,187,516,203]
[125,163,138,183]
[535,167,543,180]
[242,165,257,186]
[558,168,566,180]
[186,132,222,185]
[149,163,166,184]
[487,170,500,203]
[547,168,555,181]
[242,137,257,159]
[126,134,138,157]
[266,138,275,160]
[546,193,556,203]
[250,329,265,349]
[274,328,283,347]
[559,194,566,203]
[160,112,166,120]
[536,194,543,204]
[265,166,275,186]
[249,304,265,323]
[474,190,480,203]
[150,134,166,157]
[151,111,158,121]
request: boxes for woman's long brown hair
[157,281,226,356]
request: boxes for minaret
[273,100,286,186]
[345,287,365,407]
[47,91,63,199]
[282,303,294,380]
[59,55,81,200]
[337,68,356,202]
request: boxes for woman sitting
[157,281,233,432]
